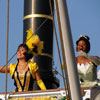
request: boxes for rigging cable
[5,0,9,99]
[49,0,68,96]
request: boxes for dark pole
[23,0,59,89]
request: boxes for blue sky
[0,0,100,92]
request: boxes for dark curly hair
[76,35,90,53]
[17,43,33,61]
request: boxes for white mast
[55,0,82,100]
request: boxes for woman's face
[17,46,26,60]
[77,40,87,53]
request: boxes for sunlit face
[17,46,26,60]
[77,40,87,53]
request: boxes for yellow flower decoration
[26,28,44,56]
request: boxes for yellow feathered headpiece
[26,28,44,56]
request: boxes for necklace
[18,62,28,70]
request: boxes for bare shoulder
[76,56,81,62]
[76,56,80,59]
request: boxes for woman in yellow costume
[0,29,46,92]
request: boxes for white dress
[77,62,98,87]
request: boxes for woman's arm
[35,71,41,81]
[78,51,100,65]
[0,66,10,73]
[88,56,100,65]
[36,71,46,90]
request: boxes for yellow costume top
[9,61,38,92]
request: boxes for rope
[5,0,9,99]
[49,0,68,96]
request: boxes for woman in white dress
[76,35,100,87]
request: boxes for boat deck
[0,88,90,100]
